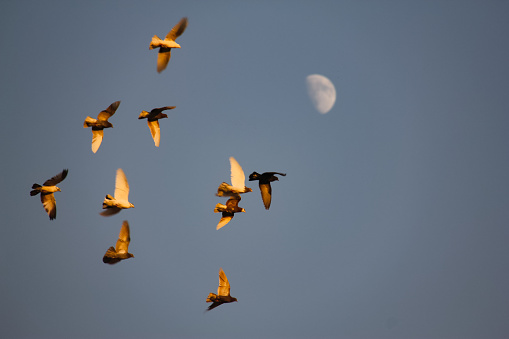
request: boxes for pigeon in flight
[216,157,252,197]
[138,106,176,147]
[100,168,134,216]
[249,172,286,210]
[149,17,188,73]
[205,268,237,311]
[103,220,134,264]
[214,195,245,230]
[30,169,68,220]
[83,101,120,153]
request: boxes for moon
[306,74,336,114]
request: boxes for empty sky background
[1,1,508,338]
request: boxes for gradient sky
[1,1,509,338]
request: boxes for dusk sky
[1,1,509,338]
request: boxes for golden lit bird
[138,106,176,147]
[216,157,252,197]
[83,101,120,153]
[205,268,237,311]
[149,17,188,73]
[103,220,134,264]
[100,168,134,216]
[30,169,68,220]
[214,195,245,230]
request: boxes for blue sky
[1,1,509,338]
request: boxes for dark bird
[83,101,120,153]
[216,157,252,197]
[249,172,286,210]
[103,220,134,264]
[206,268,237,311]
[138,106,176,147]
[30,169,68,220]
[149,17,188,73]
[214,195,245,230]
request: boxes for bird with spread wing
[249,171,286,210]
[206,268,237,311]
[83,101,120,153]
[30,169,68,220]
[149,17,188,73]
[100,168,134,216]
[138,106,176,147]
[216,157,252,197]
[103,220,134,264]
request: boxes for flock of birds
[29,17,286,312]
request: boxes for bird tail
[30,184,41,196]
[215,182,230,197]
[102,194,114,208]
[138,111,149,119]
[206,293,217,303]
[149,35,162,49]
[214,203,226,213]
[83,116,96,128]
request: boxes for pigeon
[216,157,252,197]
[214,195,245,230]
[83,101,120,153]
[205,268,237,311]
[100,168,134,216]
[30,169,68,220]
[103,220,134,264]
[249,172,286,210]
[149,17,188,73]
[138,106,176,147]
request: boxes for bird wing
[114,168,130,201]
[41,193,57,220]
[266,172,287,177]
[226,197,241,210]
[157,48,171,73]
[147,120,161,147]
[229,157,246,189]
[165,17,188,40]
[115,221,131,254]
[217,268,231,296]
[216,213,233,230]
[206,302,222,311]
[91,129,103,153]
[259,182,272,210]
[100,207,121,217]
[97,101,120,121]
[152,106,176,114]
[103,247,120,264]
[43,169,68,186]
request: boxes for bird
[216,157,252,197]
[30,169,68,220]
[149,17,188,73]
[138,106,176,147]
[205,268,237,311]
[249,172,286,210]
[83,101,120,153]
[214,195,245,230]
[103,220,134,264]
[100,168,134,216]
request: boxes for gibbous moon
[306,74,336,114]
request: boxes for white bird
[83,101,120,153]
[100,168,134,216]
[149,17,188,73]
[30,169,68,220]
[103,220,134,264]
[216,157,252,197]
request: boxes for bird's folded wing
[44,169,68,186]
[41,193,57,220]
[165,17,188,40]
[147,120,161,147]
[114,168,130,201]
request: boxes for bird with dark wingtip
[214,195,245,230]
[138,106,176,147]
[149,17,188,73]
[205,268,237,311]
[249,172,286,210]
[83,101,120,153]
[103,220,134,264]
[30,169,68,220]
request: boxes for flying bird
[83,101,120,153]
[205,268,237,311]
[149,17,188,73]
[249,172,286,210]
[103,220,134,264]
[30,169,68,220]
[138,106,176,147]
[214,195,245,230]
[100,168,134,216]
[216,157,252,197]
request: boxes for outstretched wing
[41,193,57,220]
[43,169,68,186]
[165,17,188,40]
[147,120,161,147]
[229,157,246,189]
[103,247,120,265]
[216,212,233,230]
[91,129,103,153]
[97,101,120,121]
[114,168,130,201]
[152,106,176,114]
[217,268,231,296]
[115,221,131,253]
[157,48,171,73]
[259,182,272,210]
[206,302,222,311]
[100,207,121,217]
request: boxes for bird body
[249,171,286,210]
[103,220,134,264]
[206,268,237,311]
[83,101,120,153]
[150,17,188,73]
[100,168,134,216]
[138,106,176,147]
[30,169,68,220]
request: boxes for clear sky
[1,1,509,338]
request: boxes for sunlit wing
[157,48,171,73]
[114,168,130,201]
[43,169,68,186]
[226,197,241,210]
[91,129,103,153]
[217,268,231,296]
[229,157,245,189]
[41,193,56,220]
[115,221,130,253]
[147,120,161,147]
[97,101,120,121]
[100,207,121,217]
[165,17,188,40]
[216,213,233,230]
[259,183,272,210]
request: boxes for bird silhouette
[83,101,120,153]
[138,106,176,147]
[30,169,68,220]
[249,172,286,210]
[103,220,134,264]
[214,196,245,230]
[216,157,252,197]
[149,17,188,73]
[205,268,237,311]
[100,168,134,216]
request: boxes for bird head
[130,203,135,208]
[244,186,253,192]
[129,253,135,258]
[160,113,168,119]
[232,297,238,302]
[240,208,246,213]
[248,172,260,181]
[104,121,113,128]
[56,187,61,192]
